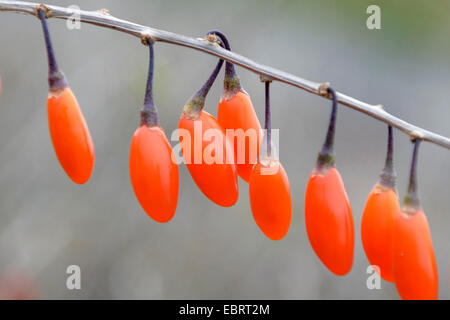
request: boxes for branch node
[410,131,424,141]
[318,82,330,96]
[375,104,384,110]
[141,34,156,46]
[259,75,273,83]
[202,34,221,48]
[36,3,51,19]
[205,33,219,44]
[96,8,111,16]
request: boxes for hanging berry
[178,38,238,207]
[129,38,179,223]
[393,139,438,300]
[361,125,400,283]
[38,8,94,184]
[207,31,262,183]
[249,80,292,240]
[304,87,354,275]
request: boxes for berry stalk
[206,30,242,97]
[265,81,271,157]
[404,138,421,211]
[379,125,396,188]
[317,87,337,170]
[182,55,224,119]
[141,39,158,127]
[38,8,67,91]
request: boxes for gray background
[0,0,448,299]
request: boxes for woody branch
[1,0,449,150]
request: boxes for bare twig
[1,0,449,150]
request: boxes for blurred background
[0,0,449,299]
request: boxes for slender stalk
[38,9,58,74]
[404,139,421,211]
[379,125,396,188]
[196,59,224,100]
[140,39,158,127]
[384,125,394,170]
[1,1,450,150]
[207,30,242,97]
[265,81,271,157]
[182,58,224,119]
[37,7,67,91]
[317,87,337,169]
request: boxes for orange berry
[248,80,290,240]
[47,87,94,184]
[305,166,354,275]
[361,125,399,282]
[39,8,95,184]
[218,90,262,182]
[393,209,438,299]
[179,47,238,207]
[305,87,354,275]
[129,125,179,223]
[207,31,261,183]
[179,110,238,207]
[129,39,179,222]
[249,160,292,240]
[392,139,438,300]
[361,185,399,282]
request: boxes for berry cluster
[32,11,439,300]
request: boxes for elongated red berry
[179,53,238,207]
[361,126,399,282]
[209,31,262,182]
[219,91,261,182]
[305,167,354,275]
[39,9,94,184]
[249,81,292,240]
[250,160,292,240]
[130,126,179,222]
[304,87,354,275]
[47,88,94,184]
[129,39,179,222]
[393,139,438,300]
